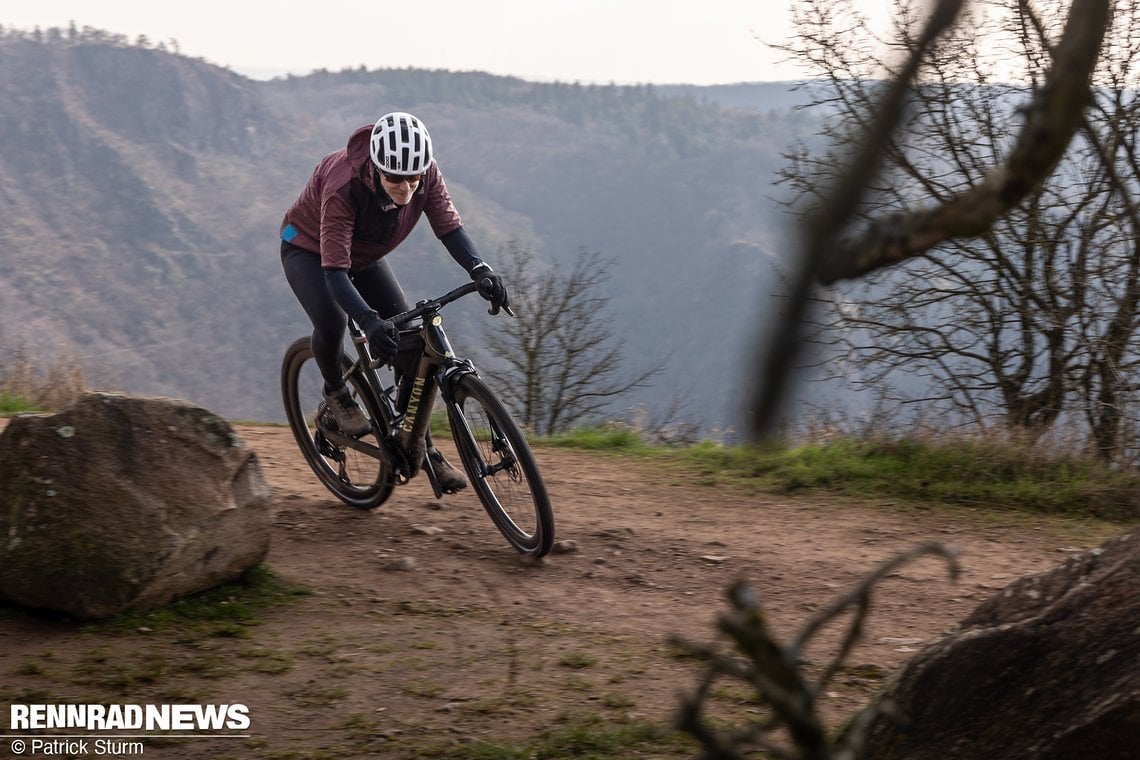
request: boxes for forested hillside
[0,29,814,431]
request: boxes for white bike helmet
[370,112,434,175]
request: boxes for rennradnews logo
[8,703,250,731]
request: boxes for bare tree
[755,0,1127,458]
[681,2,1114,757]
[778,0,1140,459]
[482,243,665,436]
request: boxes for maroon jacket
[280,125,463,271]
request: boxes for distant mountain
[0,29,816,434]
[656,81,815,112]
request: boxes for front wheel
[281,337,395,510]
[445,374,555,557]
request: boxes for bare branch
[751,0,1114,440]
[751,0,969,436]
[818,0,1112,284]
[672,543,960,759]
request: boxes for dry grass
[0,343,88,412]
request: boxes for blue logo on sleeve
[282,223,298,242]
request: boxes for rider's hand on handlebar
[469,263,510,316]
[359,312,400,363]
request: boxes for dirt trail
[0,422,1123,758]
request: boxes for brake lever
[478,275,515,317]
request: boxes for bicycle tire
[281,337,395,510]
[445,373,555,556]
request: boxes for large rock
[858,527,1139,760]
[0,392,272,620]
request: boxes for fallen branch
[672,542,960,760]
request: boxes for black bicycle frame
[330,282,482,489]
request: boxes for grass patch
[727,437,1140,521]
[430,409,452,436]
[12,660,49,677]
[0,392,41,415]
[602,691,636,709]
[402,680,445,698]
[546,432,1140,522]
[289,682,349,707]
[86,565,310,634]
[427,713,689,759]
[10,595,301,703]
[240,648,294,674]
[543,425,647,451]
[559,651,599,669]
[75,652,167,694]
[0,344,87,412]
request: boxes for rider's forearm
[324,268,373,322]
[440,226,484,273]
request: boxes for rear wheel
[281,337,395,510]
[445,373,554,556]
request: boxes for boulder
[858,527,1139,760]
[0,392,273,620]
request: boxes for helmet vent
[370,111,433,175]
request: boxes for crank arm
[321,429,387,461]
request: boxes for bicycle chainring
[382,438,415,483]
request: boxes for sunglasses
[379,170,423,185]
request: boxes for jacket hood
[347,125,376,187]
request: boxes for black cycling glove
[359,312,399,363]
[469,263,510,315]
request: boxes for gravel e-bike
[281,281,555,557]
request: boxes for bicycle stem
[391,281,480,328]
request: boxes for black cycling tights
[281,242,410,391]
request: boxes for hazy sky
[2,0,895,84]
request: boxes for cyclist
[279,111,509,494]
